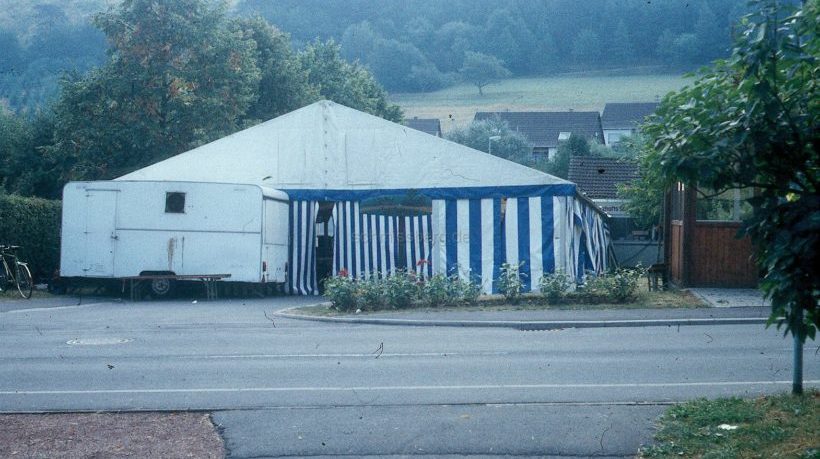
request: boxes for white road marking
[2,380,818,396]
[176,351,513,359]
[0,351,514,360]
[4,303,101,314]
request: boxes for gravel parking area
[0,412,224,458]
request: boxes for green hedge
[0,194,61,282]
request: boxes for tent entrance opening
[316,202,335,292]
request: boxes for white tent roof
[118,100,571,192]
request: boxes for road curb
[274,306,769,330]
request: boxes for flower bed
[323,266,649,312]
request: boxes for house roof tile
[473,111,604,148]
[403,118,442,137]
[601,102,659,130]
[568,156,638,199]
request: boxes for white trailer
[60,181,289,296]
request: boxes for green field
[390,74,691,132]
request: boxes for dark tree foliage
[0,1,107,114]
[46,0,261,181]
[445,118,531,164]
[236,16,317,123]
[298,40,402,122]
[3,0,401,197]
[641,0,818,392]
[0,110,61,199]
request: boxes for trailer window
[165,192,186,213]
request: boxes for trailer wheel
[149,278,174,297]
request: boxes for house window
[607,132,625,145]
[165,192,186,213]
[531,148,550,161]
[696,188,753,222]
[558,131,571,141]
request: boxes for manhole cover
[66,338,132,346]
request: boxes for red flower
[416,258,430,267]
[338,268,349,278]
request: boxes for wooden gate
[665,184,758,288]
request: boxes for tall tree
[49,0,261,180]
[642,0,818,393]
[616,135,664,231]
[0,31,23,75]
[482,9,536,74]
[298,40,402,122]
[340,21,379,63]
[431,21,477,73]
[445,117,531,163]
[237,16,316,123]
[571,29,602,64]
[0,110,61,198]
[459,51,510,96]
[694,1,724,61]
[610,20,635,64]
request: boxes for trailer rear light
[262,261,267,272]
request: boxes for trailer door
[83,189,118,276]
[262,199,289,282]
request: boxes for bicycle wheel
[15,263,33,299]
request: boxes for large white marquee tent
[119,100,610,295]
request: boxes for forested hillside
[238,0,752,92]
[0,0,752,113]
[0,0,108,113]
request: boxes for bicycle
[0,245,33,299]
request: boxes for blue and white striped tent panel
[332,202,432,279]
[431,196,581,295]
[287,200,320,295]
[360,212,399,278]
[573,199,609,275]
[402,214,433,278]
[554,196,576,282]
[332,201,368,277]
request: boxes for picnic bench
[120,274,231,301]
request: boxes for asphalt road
[1,296,818,458]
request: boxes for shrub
[420,274,452,307]
[608,267,644,302]
[419,273,480,307]
[453,275,481,304]
[539,271,572,303]
[580,267,644,303]
[581,273,615,299]
[383,271,418,309]
[497,262,525,303]
[0,194,61,281]
[323,275,358,312]
[357,276,386,311]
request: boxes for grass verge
[292,286,704,317]
[640,391,819,459]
